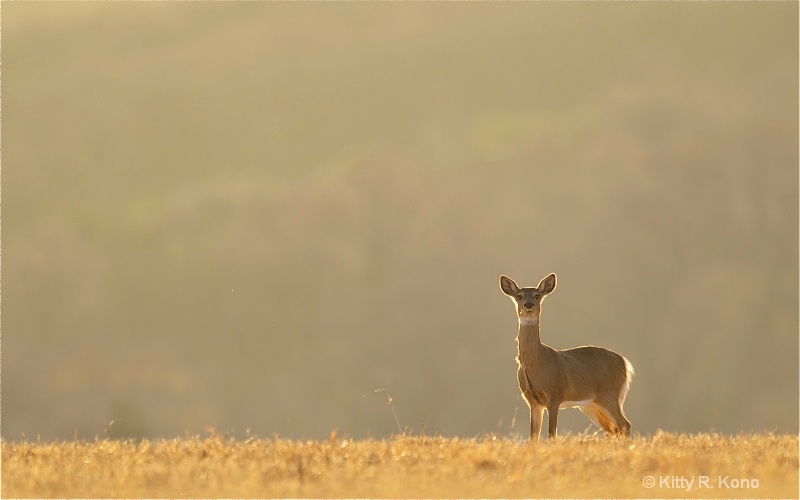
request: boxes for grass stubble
[2,432,797,498]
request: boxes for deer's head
[499,274,556,325]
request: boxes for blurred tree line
[3,3,797,439]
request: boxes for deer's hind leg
[580,404,604,432]
[581,403,618,435]
[592,399,631,437]
[603,399,631,436]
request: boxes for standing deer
[499,273,633,442]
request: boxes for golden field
[2,432,797,498]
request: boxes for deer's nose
[523,301,534,309]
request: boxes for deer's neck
[517,316,544,361]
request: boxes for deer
[499,273,633,442]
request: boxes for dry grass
[2,432,797,498]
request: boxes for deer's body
[501,274,633,442]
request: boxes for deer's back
[558,345,629,400]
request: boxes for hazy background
[3,3,797,441]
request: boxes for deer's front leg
[547,404,559,439]
[518,366,546,442]
[530,405,544,442]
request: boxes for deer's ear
[500,275,520,296]
[538,273,556,295]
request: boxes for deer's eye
[516,294,524,301]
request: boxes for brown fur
[500,274,633,442]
